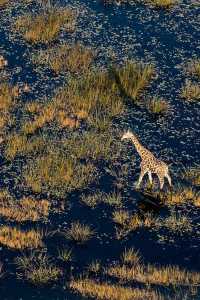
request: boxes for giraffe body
[121,130,171,189]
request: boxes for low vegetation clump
[107,263,200,286]
[0,226,43,249]
[88,260,101,274]
[161,211,192,234]
[186,59,200,78]
[164,186,198,206]
[70,278,162,300]
[15,7,75,44]
[23,148,96,197]
[149,0,177,9]
[0,82,19,131]
[183,165,200,186]
[0,0,9,8]
[63,131,121,162]
[113,60,154,103]
[0,194,50,222]
[81,191,122,208]
[15,252,62,285]
[80,191,104,208]
[53,70,124,130]
[58,248,72,262]
[63,221,94,244]
[121,248,142,266]
[5,133,46,160]
[33,43,94,74]
[181,80,200,101]
[146,97,169,116]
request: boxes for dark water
[0,0,200,299]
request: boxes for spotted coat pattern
[121,130,172,189]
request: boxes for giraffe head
[121,130,136,141]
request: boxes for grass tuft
[15,7,75,44]
[33,43,94,74]
[0,226,43,249]
[146,97,169,116]
[70,278,162,300]
[15,252,62,285]
[63,221,94,244]
[181,80,200,102]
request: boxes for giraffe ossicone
[121,130,172,189]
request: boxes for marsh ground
[0,0,199,299]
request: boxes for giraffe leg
[158,175,164,190]
[148,171,153,185]
[165,173,172,187]
[136,167,147,188]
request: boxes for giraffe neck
[130,135,147,158]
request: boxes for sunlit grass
[181,80,200,101]
[63,221,94,244]
[107,263,200,286]
[5,133,46,160]
[186,59,200,78]
[70,278,162,300]
[162,211,192,234]
[0,194,50,222]
[23,148,96,197]
[0,0,9,8]
[33,43,94,74]
[58,248,72,262]
[121,248,142,266]
[113,60,154,103]
[15,7,75,44]
[146,96,169,116]
[15,252,62,285]
[53,70,124,130]
[182,165,200,186]
[0,226,43,249]
[150,0,177,9]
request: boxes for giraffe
[121,130,172,189]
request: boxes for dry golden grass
[5,133,46,160]
[186,59,200,78]
[164,186,198,206]
[113,60,154,102]
[0,195,50,222]
[107,263,200,286]
[121,248,142,266]
[0,82,18,111]
[113,210,156,239]
[53,70,124,130]
[181,80,200,101]
[146,97,169,116]
[0,226,43,249]
[0,0,9,8]
[70,278,162,300]
[182,166,200,186]
[16,252,62,285]
[162,211,192,234]
[63,221,94,244]
[88,260,101,274]
[33,43,94,74]
[15,8,75,44]
[150,0,177,8]
[23,149,96,197]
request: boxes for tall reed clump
[33,43,94,74]
[113,60,154,103]
[15,7,75,44]
[23,147,97,197]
